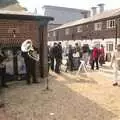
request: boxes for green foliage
[0,0,18,7]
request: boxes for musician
[22,50,38,85]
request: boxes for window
[94,22,102,31]
[53,31,56,36]
[107,19,116,29]
[106,43,113,51]
[84,14,87,18]
[77,26,82,32]
[86,25,89,28]
[48,33,50,37]
[65,28,70,35]
[94,42,100,48]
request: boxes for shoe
[32,81,40,84]
[0,103,5,108]
[27,82,31,85]
[113,82,118,86]
[2,85,8,88]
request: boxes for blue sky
[18,0,120,15]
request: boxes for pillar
[38,20,48,78]
[13,48,18,78]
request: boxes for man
[52,42,62,73]
[58,42,63,69]
[111,44,120,86]
[49,44,55,71]
[99,45,105,66]
[0,50,8,88]
[67,45,74,71]
[22,51,38,85]
[0,49,8,108]
[75,43,81,57]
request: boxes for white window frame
[77,26,82,32]
[48,33,50,37]
[65,28,70,35]
[107,19,116,29]
[53,31,56,36]
[106,42,113,52]
[94,22,102,31]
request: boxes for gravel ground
[0,71,120,120]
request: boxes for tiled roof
[49,8,120,31]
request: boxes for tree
[0,0,18,7]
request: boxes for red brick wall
[0,19,39,47]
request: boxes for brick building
[0,10,53,79]
[48,7,120,58]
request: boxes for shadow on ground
[58,72,98,84]
[1,72,117,120]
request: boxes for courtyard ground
[0,68,120,120]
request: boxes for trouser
[0,67,6,87]
[99,55,105,66]
[0,86,5,106]
[26,70,36,84]
[113,65,120,83]
[50,58,54,71]
[68,59,73,71]
[55,58,61,73]
[91,58,99,70]
[24,59,37,84]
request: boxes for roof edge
[0,13,54,21]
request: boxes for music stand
[76,60,88,76]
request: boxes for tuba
[21,39,39,61]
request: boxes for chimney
[91,7,97,16]
[34,8,37,14]
[98,3,105,13]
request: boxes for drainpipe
[115,19,118,50]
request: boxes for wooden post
[13,48,18,79]
[38,21,48,78]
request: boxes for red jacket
[92,47,99,59]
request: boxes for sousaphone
[21,39,39,61]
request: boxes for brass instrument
[21,39,39,61]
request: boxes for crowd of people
[48,42,105,73]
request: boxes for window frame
[106,42,113,51]
[94,22,102,31]
[77,26,82,32]
[65,28,70,35]
[106,19,116,29]
[53,31,56,37]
